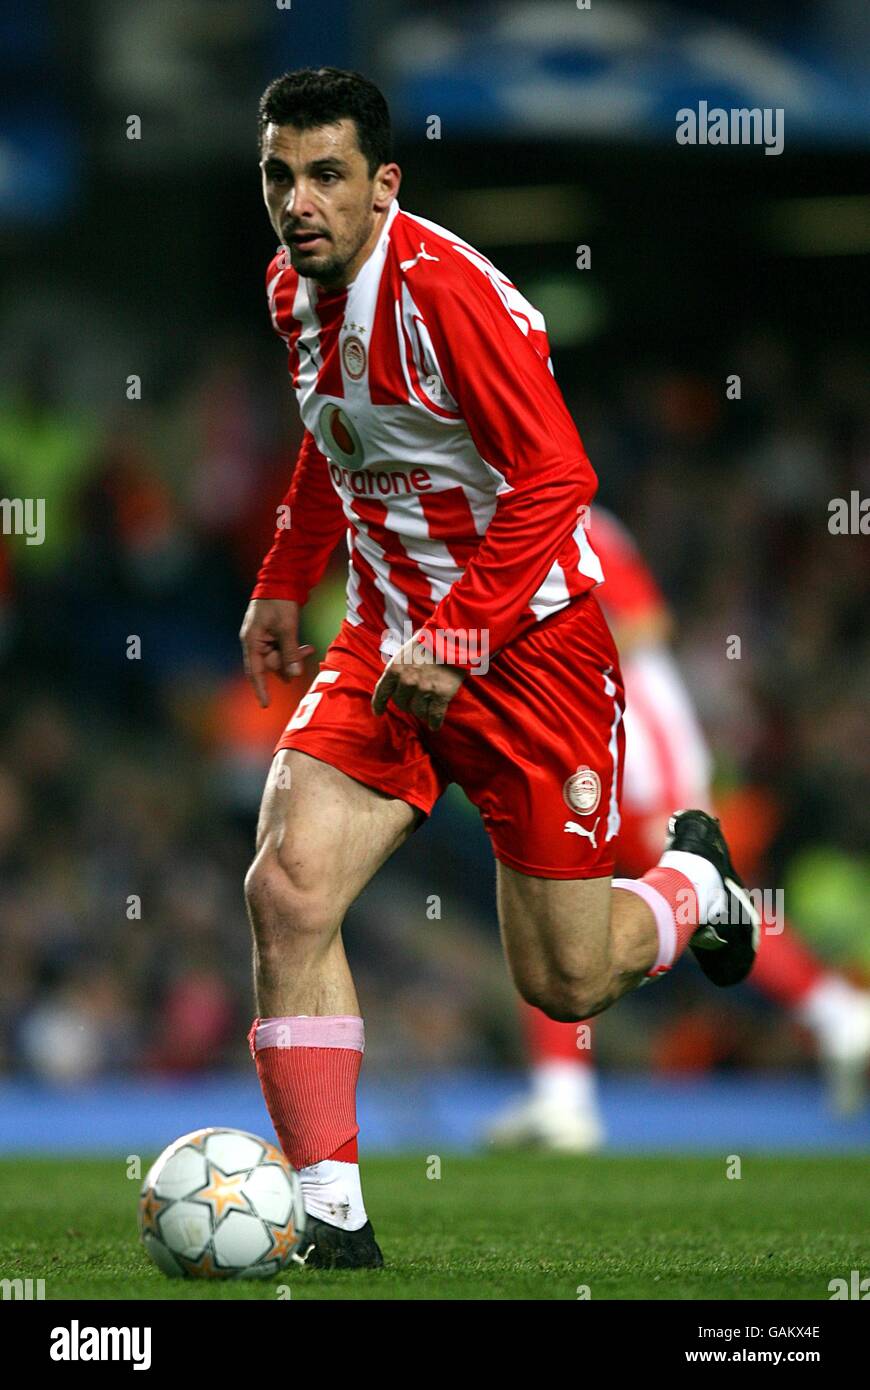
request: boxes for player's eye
[319,171,340,185]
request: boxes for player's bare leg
[498,810,761,1022]
[246,749,416,1016]
[244,748,419,1268]
[497,870,658,1020]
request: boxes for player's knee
[244,848,336,950]
[521,967,612,1023]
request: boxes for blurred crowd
[0,318,867,1082]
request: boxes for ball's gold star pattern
[193,1163,251,1221]
[268,1220,300,1264]
[178,1247,232,1280]
[138,1188,171,1236]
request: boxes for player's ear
[373,163,401,211]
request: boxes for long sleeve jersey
[252,199,603,668]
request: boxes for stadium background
[0,0,867,1155]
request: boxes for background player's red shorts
[275,592,625,879]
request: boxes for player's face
[260,119,398,288]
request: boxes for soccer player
[488,507,870,1151]
[240,68,759,1268]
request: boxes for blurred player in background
[488,507,870,1152]
[240,67,760,1269]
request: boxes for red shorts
[275,593,626,879]
[612,810,671,880]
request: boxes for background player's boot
[485,1093,605,1153]
[797,982,870,1114]
[299,1216,384,1269]
[666,809,760,986]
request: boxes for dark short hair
[258,67,392,176]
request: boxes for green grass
[1,1154,867,1300]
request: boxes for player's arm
[241,430,347,707]
[373,276,593,726]
[425,279,595,659]
[418,272,594,642]
[373,468,587,725]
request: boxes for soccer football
[138,1128,306,1279]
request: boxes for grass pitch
[1,1153,866,1300]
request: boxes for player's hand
[372,632,465,731]
[239,598,315,709]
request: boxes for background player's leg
[245,748,419,1250]
[487,1003,605,1152]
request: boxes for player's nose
[284,180,318,221]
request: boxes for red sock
[750,917,824,1007]
[613,866,698,976]
[523,1000,594,1062]
[248,1016,363,1169]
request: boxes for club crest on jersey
[319,402,366,472]
[342,335,367,381]
[563,765,601,816]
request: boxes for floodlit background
[0,0,868,1153]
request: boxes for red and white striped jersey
[253,199,603,665]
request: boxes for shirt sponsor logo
[320,403,366,471]
[328,461,433,496]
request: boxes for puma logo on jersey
[564,817,600,848]
[400,242,440,272]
